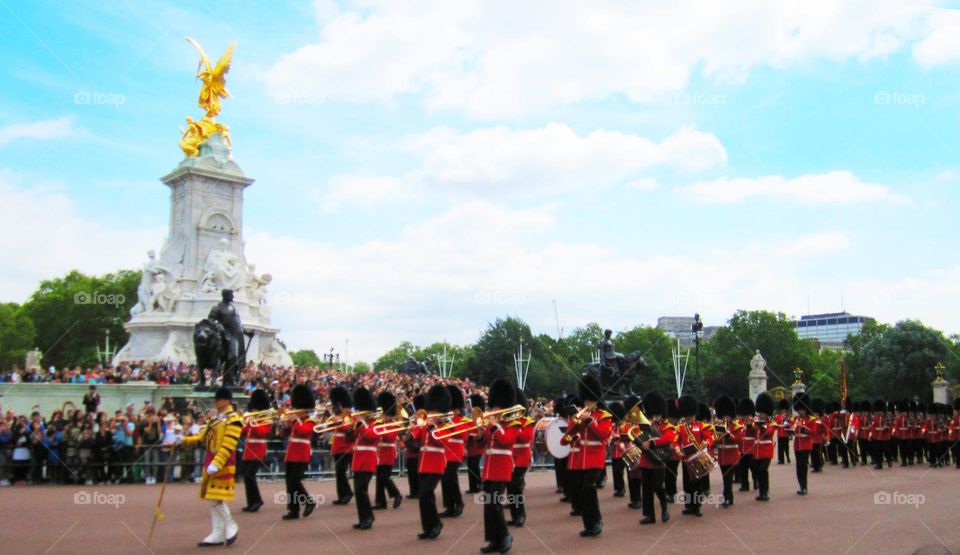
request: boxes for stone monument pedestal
[748,350,768,402]
[932,378,949,405]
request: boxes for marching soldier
[753,393,776,501]
[894,400,909,467]
[810,399,826,473]
[414,385,451,540]
[637,390,674,524]
[240,389,270,513]
[677,395,713,517]
[373,392,403,510]
[466,394,486,494]
[560,395,583,515]
[737,398,756,491]
[775,399,791,464]
[697,403,714,494]
[857,401,871,467]
[951,400,960,469]
[508,386,535,527]
[663,398,682,503]
[827,401,841,465]
[179,387,243,547]
[712,395,741,508]
[282,384,317,520]
[791,393,813,495]
[479,378,519,553]
[347,387,379,530]
[839,399,856,468]
[439,385,467,518]
[607,401,627,499]
[621,396,643,509]
[330,386,355,505]
[404,394,426,499]
[567,376,613,537]
[871,400,888,469]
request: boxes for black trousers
[567,468,581,511]
[720,464,735,504]
[483,480,509,545]
[682,464,706,511]
[795,450,809,490]
[507,466,527,522]
[756,458,770,497]
[640,467,667,521]
[811,444,823,471]
[827,438,840,464]
[554,456,567,493]
[241,460,263,507]
[884,440,897,465]
[628,475,642,505]
[334,453,353,500]
[578,468,603,531]
[441,461,463,510]
[664,460,679,499]
[611,457,626,494]
[951,442,960,468]
[417,473,442,533]
[858,438,870,465]
[406,456,420,497]
[840,439,853,466]
[285,461,309,514]
[375,465,400,506]
[354,471,374,524]
[738,454,755,489]
[777,437,791,463]
[872,441,884,469]
[467,455,482,492]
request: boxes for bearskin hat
[872,399,886,413]
[291,384,315,410]
[623,395,641,412]
[470,394,487,412]
[738,398,756,417]
[755,392,775,416]
[447,385,465,411]
[329,386,352,410]
[643,390,667,417]
[353,387,376,412]
[377,391,397,415]
[426,384,452,413]
[861,400,872,412]
[678,395,698,418]
[215,386,233,401]
[666,397,680,419]
[248,389,270,411]
[413,393,426,411]
[488,378,516,409]
[514,387,528,410]
[608,401,625,422]
[697,403,711,422]
[564,395,582,417]
[793,392,811,413]
[826,401,838,414]
[578,375,603,403]
[777,398,789,411]
[811,398,825,415]
[714,396,736,419]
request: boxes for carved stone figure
[130,250,158,316]
[199,238,243,293]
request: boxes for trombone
[313,409,379,434]
[242,408,279,426]
[431,405,526,441]
[372,409,453,436]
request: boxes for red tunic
[331,428,354,455]
[637,421,676,469]
[377,423,399,467]
[872,415,890,441]
[284,420,313,463]
[481,423,518,482]
[574,409,614,470]
[512,416,535,469]
[775,413,790,438]
[349,420,380,473]
[560,416,583,471]
[738,418,756,456]
[811,417,826,445]
[754,419,776,460]
[612,421,631,460]
[792,416,814,452]
[714,421,742,466]
[242,423,271,462]
[677,421,714,458]
[414,424,447,475]
[465,428,485,458]
[441,415,468,464]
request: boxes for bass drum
[534,417,570,459]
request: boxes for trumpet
[431,405,526,441]
[242,409,279,426]
[313,409,378,434]
[280,408,315,424]
[372,408,422,436]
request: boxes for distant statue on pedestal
[582,328,649,396]
[194,289,252,387]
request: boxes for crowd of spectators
[0,365,554,487]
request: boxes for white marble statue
[149,273,179,313]
[199,238,243,293]
[130,250,159,316]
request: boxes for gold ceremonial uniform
[183,407,243,501]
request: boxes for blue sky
[2,1,959,362]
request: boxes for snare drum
[683,447,717,480]
[533,417,570,459]
[623,443,643,469]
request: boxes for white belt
[515,443,531,448]
[758,440,774,444]
[449,439,464,444]
[582,441,604,446]
[421,446,445,454]
[334,433,346,438]
[796,434,809,438]
[378,443,396,448]
[570,448,581,452]
[247,439,267,443]
[289,438,310,445]
[719,445,739,450]
[485,449,513,456]
[355,446,378,452]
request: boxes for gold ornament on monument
[179,36,235,157]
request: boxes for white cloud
[314,123,725,208]
[264,0,939,118]
[626,178,659,191]
[0,117,76,147]
[682,171,909,205]
[913,9,960,66]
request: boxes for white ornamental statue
[749,350,768,401]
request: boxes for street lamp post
[692,313,704,380]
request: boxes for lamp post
[692,313,704,380]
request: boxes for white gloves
[207,463,219,475]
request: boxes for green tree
[290,349,321,367]
[860,320,951,400]
[21,270,139,368]
[0,303,37,369]
[842,319,888,401]
[614,326,676,395]
[374,341,419,371]
[350,361,371,373]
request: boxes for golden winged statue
[179,37,235,158]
